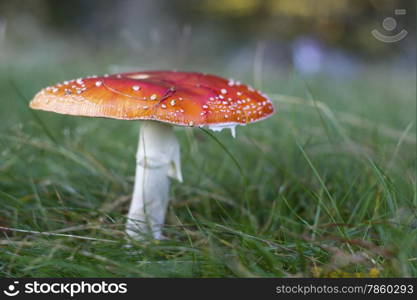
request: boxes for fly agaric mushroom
[29,71,275,239]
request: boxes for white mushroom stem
[126,121,182,240]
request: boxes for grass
[0,64,415,277]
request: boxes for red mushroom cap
[29,71,275,127]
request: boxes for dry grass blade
[0,226,117,243]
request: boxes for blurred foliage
[178,0,415,56]
[0,0,414,59]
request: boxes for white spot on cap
[128,74,150,80]
[221,88,227,94]
[170,99,176,106]
[132,85,140,91]
[95,81,102,87]
[150,94,157,100]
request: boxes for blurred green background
[0,0,415,73]
[0,0,415,277]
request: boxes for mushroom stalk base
[126,121,182,240]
